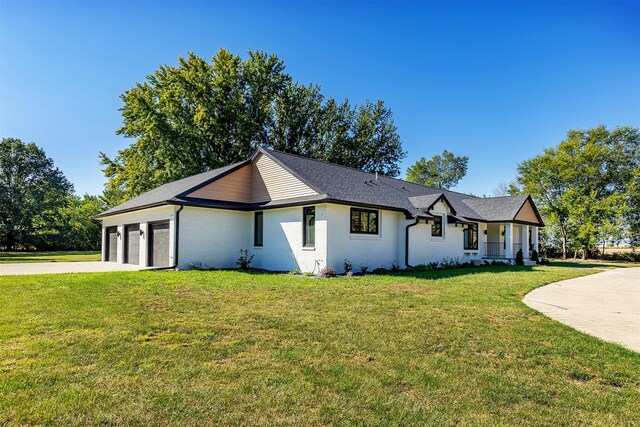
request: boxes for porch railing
[485,242,504,258]
[484,242,524,258]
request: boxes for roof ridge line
[262,147,478,198]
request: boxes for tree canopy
[101,49,405,206]
[516,125,639,258]
[0,138,103,251]
[0,138,73,250]
[405,150,469,189]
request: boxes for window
[254,212,263,247]
[431,216,443,237]
[463,223,478,250]
[303,206,315,247]
[350,208,378,234]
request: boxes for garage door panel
[105,227,117,262]
[125,224,140,265]
[149,222,170,267]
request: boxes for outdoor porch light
[139,229,144,237]
[116,231,121,238]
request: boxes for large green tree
[405,150,469,189]
[59,194,105,251]
[517,126,639,259]
[0,138,74,250]
[102,49,405,206]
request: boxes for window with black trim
[431,216,443,237]
[303,206,315,247]
[463,223,478,250]
[350,208,378,234]
[254,212,263,247]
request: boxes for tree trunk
[561,230,568,259]
[582,247,590,260]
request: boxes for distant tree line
[0,138,103,251]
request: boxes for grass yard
[1,265,639,426]
[0,251,101,264]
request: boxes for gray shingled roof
[460,195,530,222]
[264,149,485,219]
[98,147,541,225]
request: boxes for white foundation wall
[101,205,178,266]
[251,204,328,273]
[178,207,251,269]
[407,220,486,265]
[325,204,403,273]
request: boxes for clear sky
[1,0,639,197]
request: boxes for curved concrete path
[524,267,640,352]
[0,261,142,276]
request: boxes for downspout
[171,205,184,269]
[405,218,420,268]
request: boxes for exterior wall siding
[101,202,495,272]
[407,219,486,265]
[252,204,328,273]
[178,207,251,269]
[515,199,540,224]
[252,153,318,201]
[186,164,253,202]
[325,204,403,273]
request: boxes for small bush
[515,249,524,266]
[360,264,369,275]
[236,249,254,270]
[530,250,539,262]
[441,257,463,269]
[343,259,353,274]
[319,267,337,278]
[490,260,509,266]
[390,261,401,272]
[538,258,550,265]
[289,269,301,275]
[415,263,433,272]
[304,271,315,277]
[372,267,388,275]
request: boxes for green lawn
[0,251,101,263]
[1,265,639,425]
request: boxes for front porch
[483,223,539,261]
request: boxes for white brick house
[97,148,544,273]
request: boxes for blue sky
[1,1,639,196]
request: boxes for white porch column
[504,223,514,259]
[531,226,539,253]
[521,225,530,259]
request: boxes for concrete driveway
[0,261,143,276]
[524,267,640,352]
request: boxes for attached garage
[105,226,117,262]
[124,224,140,265]
[148,221,170,267]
